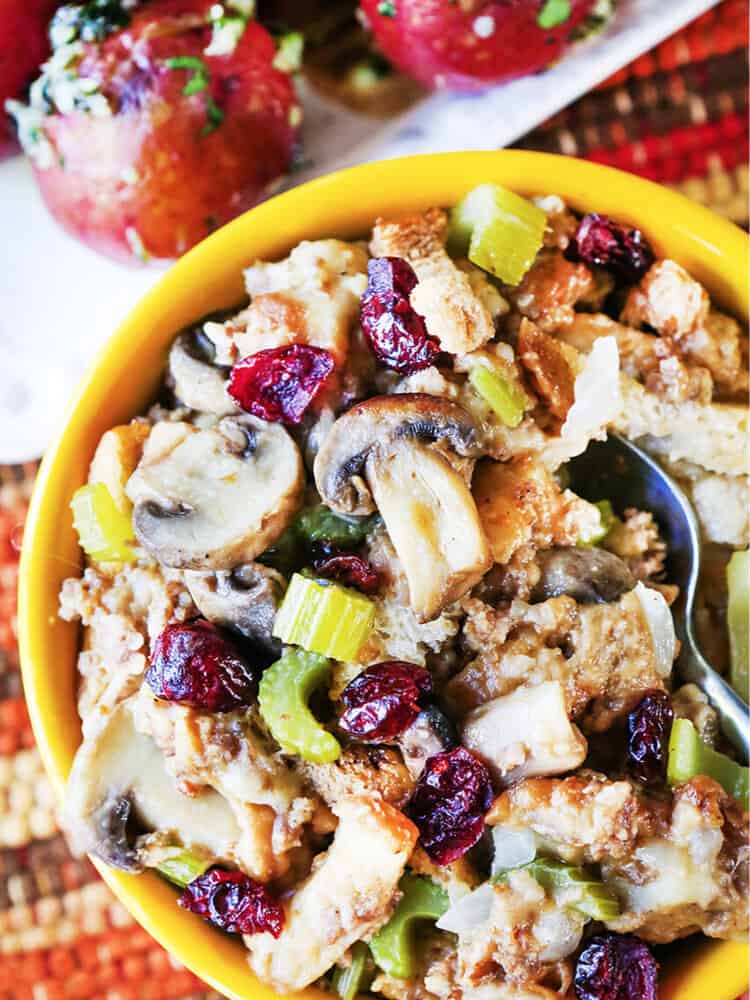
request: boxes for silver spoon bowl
[567,434,749,761]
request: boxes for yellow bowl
[19,151,749,1000]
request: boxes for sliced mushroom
[127,415,304,570]
[185,563,286,654]
[531,547,635,604]
[314,393,483,516]
[461,680,587,786]
[314,394,490,621]
[167,329,238,416]
[63,701,245,872]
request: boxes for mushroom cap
[167,330,238,417]
[531,547,635,604]
[185,563,286,655]
[127,415,304,570]
[313,393,483,516]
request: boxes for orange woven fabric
[2,3,748,997]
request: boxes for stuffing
[245,796,418,993]
[408,847,481,902]
[672,683,720,748]
[296,745,416,810]
[472,457,600,565]
[487,771,656,865]
[604,508,667,582]
[670,309,748,400]
[603,777,749,943]
[621,259,710,339]
[132,691,317,881]
[506,250,596,332]
[370,208,496,354]
[204,239,368,368]
[447,590,668,732]
[534,195,579,252]
[373,931,457,1000]
[614,376,748,477]
[557,312,713,405]
[517,320,577,422]
[59,561,196,735]
[455,870,584,990]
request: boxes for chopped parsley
[377,1,397,16]
[536,0,571,29]
[166,56,225,137]
[165,56,211,96]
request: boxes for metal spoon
[567,434,749,761]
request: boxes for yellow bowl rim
[18,150,750,1000]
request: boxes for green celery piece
[258,647,340,763]
[668,718,749,807]
[537,0,572,29]
[156,850,211,889]
[449,183,547,285]
[71,482,136,563]
[296,504,377,548]
[494,857,620,921]
[727,550,749,701]
[272,573,375,662]
[258,523,302,576]
[578,499,618,548]
[369,875,449,979]
[469,365,527,428]
[332,942,372,1000]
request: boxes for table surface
[0,3,747,997]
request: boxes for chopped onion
[561,336,622,444]
[436,883,495,935]
[634,581,677,678]
[491,826,537,876]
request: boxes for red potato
[18,1,301,262]
[359,0,606,91]
[0,0,59,157]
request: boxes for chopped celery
[727,550,749,701]
[272,573,375,662]
[469,364,527,428]
[258,647,340,763]
[494,857,620,921]
[369,875,449,979]
[71,482,136,563]
[449,183,547,285]
[332,942,372,1000]
[578,500,618,547]
[667,718,749,807]
[155,850,211,889]
[296,504,377,548]
[258,523,301,576]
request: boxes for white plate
[0,0,719,462]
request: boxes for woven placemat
[2,3,747,996]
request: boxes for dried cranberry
[566,214,654,284]
[360,257,441,374]
[407,746,493,865]
[575,932,658,1000]
[313,551,379,594]
[228,344,334,424]
[178,869,284,937]
[147,620,257,712]
[338,661,432,742]
[627,689,674,786]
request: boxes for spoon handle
[679,640,750,762]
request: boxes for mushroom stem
[366,440,491,621]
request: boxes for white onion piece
[561,336,622,444]
[491,826,537,876]
[436,883,495,935]
[634,581,677,678]
[534,908,586,963]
